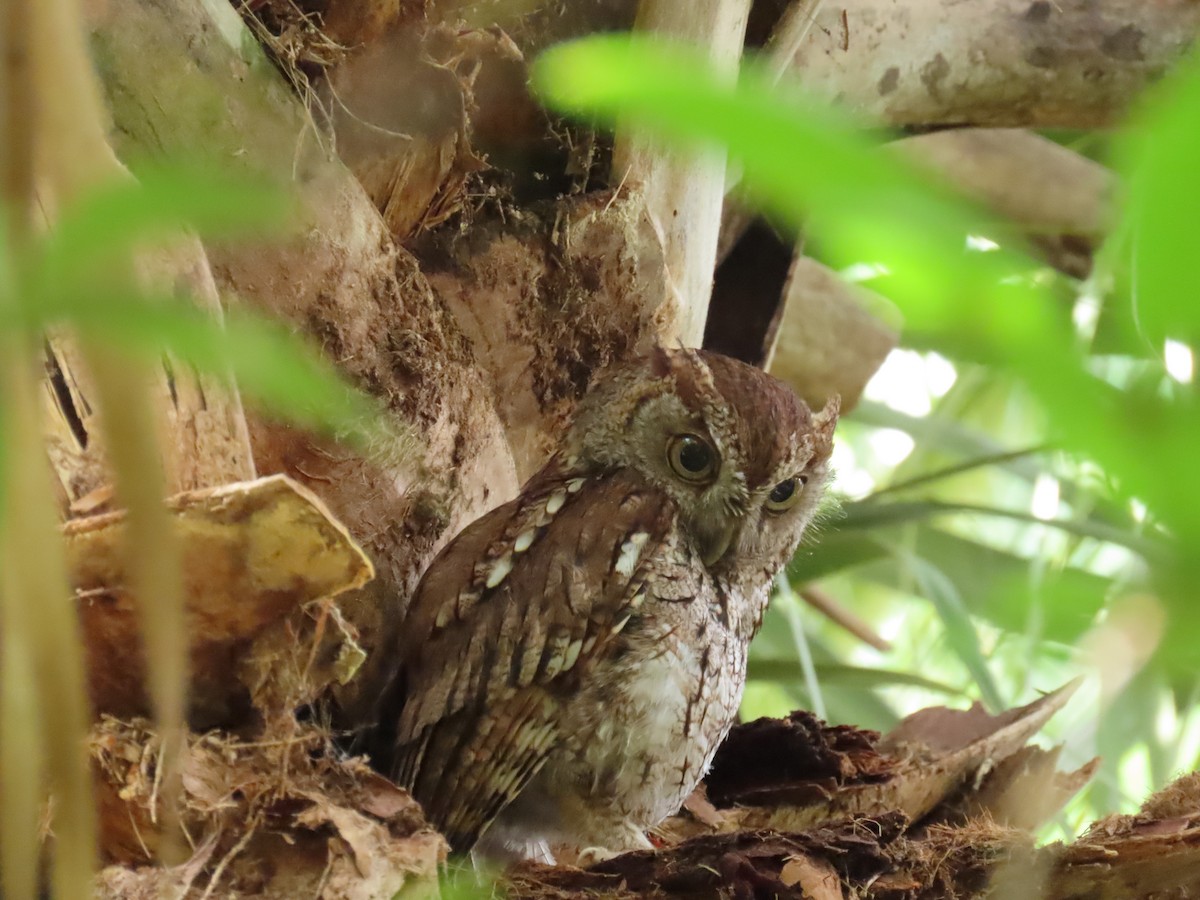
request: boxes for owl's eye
[667,434,718,483]
[765,477,803,513]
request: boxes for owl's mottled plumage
[376,348,837,859]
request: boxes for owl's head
[564,348,838,579]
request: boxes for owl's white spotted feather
[375,348,838,858]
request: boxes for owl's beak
[698,517,741,568]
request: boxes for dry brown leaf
[295,792,383,878]
[933,744,1098,832]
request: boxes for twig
[800,585,892,652]
[199,819,259,900]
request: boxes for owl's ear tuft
[812,395,841,442]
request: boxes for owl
[375,348,838,861]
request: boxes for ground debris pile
[509,813,907,900]
[505,691,1200,900]
[659,680,1094,843]
[91,717,444,899]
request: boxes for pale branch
[889,128,1113,239]
[613,0,753,347]
[783,0,1200,129]
[766,256,899,413]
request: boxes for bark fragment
[766,256,900,414]
[66,475,372,728]
[666,681,1089,838]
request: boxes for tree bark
[784,0,1200,128]
[88,0,520,704]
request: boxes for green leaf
[865,446,1047,502]
[787,531,890,583]
[1114,52,1200,350]
[833,499,1164,560]
[903,553,1004,711]
[851,400,1047,481]
[908,527,1107,643]
[747,659,966,697]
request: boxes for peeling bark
[414,189,669,480]
[41,233,257,515]
[324,23,494,243]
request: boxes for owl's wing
[384,470,676,851]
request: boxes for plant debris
[91,717,444,898]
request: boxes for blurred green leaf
[747,659,965,697]
[1114,53,1200,350]
[835,499,1163,560]
[16,286,383,445]
[851,400,1047,481]
[0,172,390,450]
[908,527,1107,643]
[904,554,1004,711]
[787,531,889,583]
[865,446,1047,502]
[33,168,291,296]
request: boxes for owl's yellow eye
[667,434,718,483]
[765,477,803,513]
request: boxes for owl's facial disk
[566,349,838,576]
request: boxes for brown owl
[375,348,838,860]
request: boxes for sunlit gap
[840,261,892,283]
[966,234,1000,252]
[1072,291,1102,341]
[1163,338,1194,383]
[864,349,958,417]
[1031,473,1061,521]
[1130,498,1148,524]
[830,439,874,499]
[869,428,915,467]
